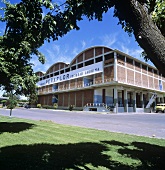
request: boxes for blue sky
[35,9,146,73]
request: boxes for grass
[0,116,165,170]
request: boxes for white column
[133,91,136,112]
[102,54,105,83]
[124,89,128,112]
[113,86,118,113]
[140,92,144,108]
[114,52,117,81]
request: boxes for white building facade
[36,46,165,113]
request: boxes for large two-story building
[36,46,165,113]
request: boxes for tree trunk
[10,109,12,117]
[114,0,165,76]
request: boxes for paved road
[0,108,165,139]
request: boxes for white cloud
[100,33,118,47]
[32,44,74,72]
[81,40,86,49]
[72,47,79,56]
[120,44,143,59]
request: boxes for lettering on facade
[37,61,103,87]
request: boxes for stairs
[83,103,113,112]
[146,93,157,109]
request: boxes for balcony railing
[38,76,163,95]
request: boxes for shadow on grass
[102,140,165,170]
[0,122,35,134]
[0,142,131,170]
[0,141,165,169]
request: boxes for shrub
[42,105,49,109]
[53,103,58,109]
[1,100,7,105]
[37,104,42,108]
[68,105,74,111]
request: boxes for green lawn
[0,116,165,170]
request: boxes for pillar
[133,91,136,112]
[140,92,144,108]
[114,52,117,81]
[113,87,118,113]
[124,89,128,112]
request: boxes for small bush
[53,103,58,109]
[42,105,56,109]
[37,104,42,108]
[42,105,49,109]
[1,100,7,107]
[68,105,74,111]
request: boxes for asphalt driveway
[0,108,165,139]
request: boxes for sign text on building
[37,61,103,87]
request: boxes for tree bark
[114,0,165,77]
[10,109,12,117]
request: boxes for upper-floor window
[85,59,94,66]
[142,64,147,71]
[54,72,59,76]
[65,68,70,72]
[104,53,113,61]
[95,56,102,63]
[135,61,141,68]
[78,63,83,68]
[60,70,64,74]
[117,54,125,65]
[117,54,125,61]
[71,65,76,70]
[148,67,153,74]
[126,58,133,65]
[154,69,158,75]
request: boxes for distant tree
[28,91,38,107]
[6,93,18,117]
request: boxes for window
[60,70,64,74]
[154,69,158,75]
[126,58,133,65]
[105,53,114,60]
[95,56,103,63]
[71,65,76,70]
[54,72,59,76]
[78,63,83,68]
[135,61,141,68]
[142,64,147,71]
[117,54,125,61]
[148,67,153,73]
[85,59,94,66]
[65,68,70,72]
